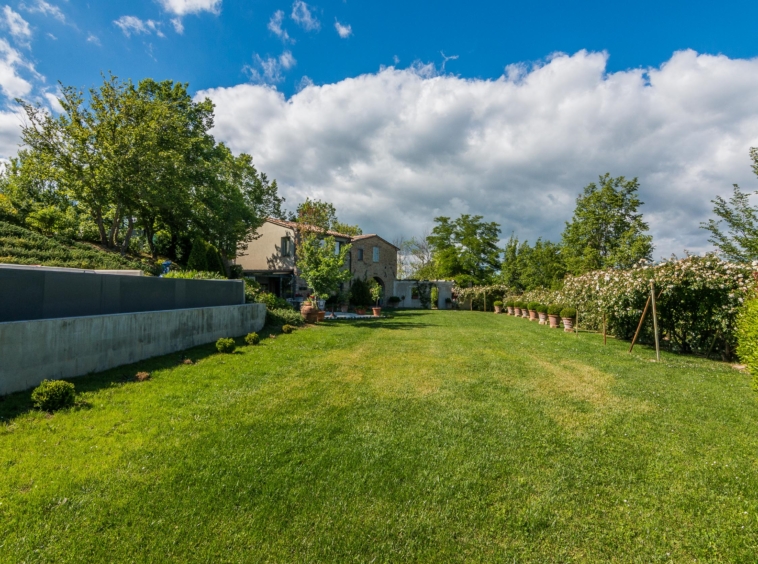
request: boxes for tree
[332,221,362,236]
[701,150,758,262]
[561,174,653,274]
[296,199,337,232]
[501,236,566,292]
[297,233,352,302]
[426,215,501,285]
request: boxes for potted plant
[300,295,318,323]
[560,306,577,332]
[527,301,539,321]
[337,290,350,313]
[513,301,522,317]
[547,304,562,328]
[388,296,401,309]
[505,300,514,315]
[493,300,503,314]
[521,301,529,319]
[370,280,383,317]
[536,304,548,325]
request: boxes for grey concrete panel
[0,303,266,395]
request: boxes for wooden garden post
[603,312,607,345]
[629,295,652,354]
[650,280,660,362]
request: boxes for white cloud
[296,75,313,91]
[268,10,291,43]
[114,16,164,38]
[291,1,319,31]
[86,33,100,46]
[171,17,184,34]
[158,0,221,16]
[198,50,758,258]
[2,6,32,47]
[244,50,297,84]
[0,37,38,98]
[20,0,65,23]
[334,19,351,38]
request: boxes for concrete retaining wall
[0,303,266,395]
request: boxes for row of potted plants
[493,300,577,332]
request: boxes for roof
[265,218,353,239]
[349,234,400,250]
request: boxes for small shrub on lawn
[527,302,539,311]
[266,308,303,327]
[560,307,577,319]
[493,300,503,307]
[31,380,75,412]
[281,324,295,334]
[245,332,260,346]
[535,304,548,313]
[216,338,236,354]
[548,304,563,316]
[135,371,151,381]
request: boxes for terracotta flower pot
[538,312,547,325]
[300,303,318,323]
[562,317,574,332]
[494,306,502,314]
[529,309,538,321]
[521,309,529,319]
[356,307,366,315]
[514,307,521,316]
[317,311,325,322]
[548,314,560,328]
[507,306,514,315]
[372,307,382,317]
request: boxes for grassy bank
[1,311,756,562]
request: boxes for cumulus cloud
[86,33,100,46]
[268,10,292,43]
[158,0,221,16]
[20,0,65,23]
[334,19,351,38]
[291,0,319,31]
[244,51,297,84]
[198,50,758,257]
[114,16,164,38]
[2,6,32,47]
[0,38,38,98]
[171,17,184,34]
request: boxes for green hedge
[737,297,758,391]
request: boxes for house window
[357,248,364,261]
[334,241,341,255]
[373,246,379,262]
[281,237,292,257]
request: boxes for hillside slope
[0,221,157,273]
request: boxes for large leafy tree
[501,235,565,292]
[561,174,653,274]
[700,149,758,262]
[297,233,352,301]
[426,214,501,285]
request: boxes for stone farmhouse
[234,218,399,304]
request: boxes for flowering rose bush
[509,256,753,356]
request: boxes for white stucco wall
[393,280,455,309]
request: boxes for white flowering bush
[510,256,754,355]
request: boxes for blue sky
[3,0,758,255]
[13,0,758,97]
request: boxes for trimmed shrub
[245,332,260,346]
[281,324,295,334]
[388,296,401,304]
[535,304,548,313]
[560,307,577,319]
[349,278,373,307]
[187,237,209,271]
[493,300,503,307]
[163,270,226,280]
[548,304,563,316]
[505,300,514,308]
[737,297,758,390]
[31,379,75,411]
[256,292,293,310]
[216,338,236,354]
[527,302,539,311]
[266,307,304,327]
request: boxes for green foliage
[560,307,577,319]
[505,300,514,307]
[31,379,75,411]
[243,277,262,303]
[163,270,226,280]
[527,302,539,311]
[369,279,383,305]
[187,238,209,271]
[535,304,548,313]
[216,338,236,354]
[502,235,566,292]
[244,332,260,346]
[548,304,562,315]
[414,281,433,309]
[297,233,352,300]
[255,291,292,310]
[431,286,439,308]
[561,174,653,275]
[281,324,296,334]
[296,199,337,231]
[493,300,503,307]
[388,296,401,304]
[349,278,373,307]
[0,221,156,272]
[331,221,362,236]
[266,308,304,327]
[737,296,758,390]
[701,182,758,262]
[427,214,501,285]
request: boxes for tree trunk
[108,205,121,249]
[144,223,156,258]
[120,216,134,256]
[95,210,108,247]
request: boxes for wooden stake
[603,312,607,345]
[650,280,660,362]
[576,308,579,337]
[484,291,487,313]
[706,330,721,360]
[629,294,652,353]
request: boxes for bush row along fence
[456,256,755,357]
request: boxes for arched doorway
[373,276,385,306]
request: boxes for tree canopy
[501,235,566,292]
[560,174,653,274]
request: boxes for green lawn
[1,311,757,562]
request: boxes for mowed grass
[1,311,757,562]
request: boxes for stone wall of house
[349,236,397,294]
